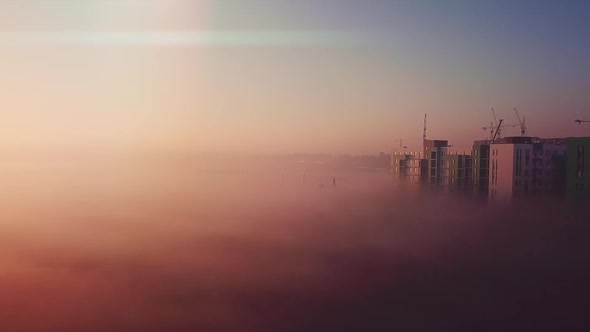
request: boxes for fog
[0,155,589,331]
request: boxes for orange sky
[1,0,589,155]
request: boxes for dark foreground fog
[1,156,589,331]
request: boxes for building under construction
[392,136,587,199]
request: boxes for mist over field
[1,155,588,332]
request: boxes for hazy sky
[0,0,589,154]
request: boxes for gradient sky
[0,0,589,154]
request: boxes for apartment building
[472,141,491,195]
[489,137,567,200]
[391,136,587,201]
[423,140,449,186]
[566,137,590,197]
[442,153,473,192]
[391,152,423,185]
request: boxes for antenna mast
[423,114,427,157]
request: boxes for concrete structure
[390,135,586,201]
[423,140,449,186]
[489,137,567,200]
[533,138,567,194]
[472,141,491,195]
[442,153,473,192]
[566,137,590,197]
[391,152,423,185]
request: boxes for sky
[0,0,589,154]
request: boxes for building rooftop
[493,136,536,144]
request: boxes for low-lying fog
[0,155,588,331]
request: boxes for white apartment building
[490,143,534,199]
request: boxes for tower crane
[422,114,427,156]
[482,122,519,140]
[490,107,499,125]
[490,107,501,138]
[513,108,527,136]
[492,119,504,142]
[575,119,590,124]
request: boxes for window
[525,149,530,166]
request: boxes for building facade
[391,152,423,185]
[472,141,491,195]
[391,136,588,201]
[423,140,449,186]
[566,137,590,197]
[442,154,473,192]
[489,137,567,200]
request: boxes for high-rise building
[391,152,423,185]
[533,138,568,194]
[566,137,590,197]
[423,140,449,186]
[390,135,587,201]
[442,153,473,192]
[489,137,567,200]
[472,141,491,195]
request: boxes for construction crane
[492,119,504,142]
[394,139,408,149]
[490,107,499,126]
[482,122,519,140]
[513,108,527,136]
[489,107,502,139]
[422,114,427,157]
[575,119,590,124]
[423,114,427,141]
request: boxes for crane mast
[513,108,527,136]
[422,114,427,158]
[492,119,504,142]
[482,122,519,140]
[490,107,502,138]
